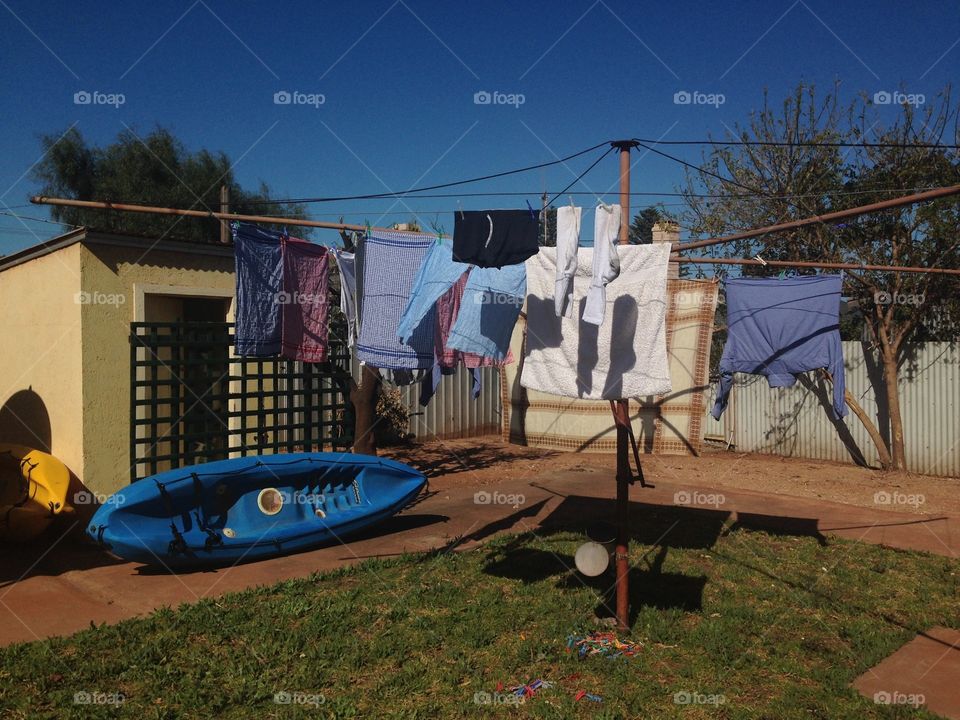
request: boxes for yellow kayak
[0,444,73,542]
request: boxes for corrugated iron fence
[704,341,959,477]
[351,359,501,441]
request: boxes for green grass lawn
[1,511,957,719]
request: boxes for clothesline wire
[235,137,959,208]
[236,141,611,206]
[0,210,80,227]
[545,146,617,207]
[632,136,960,149]
[632,139,764,196]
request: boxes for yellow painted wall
[79,241,234,494]
[0,245,84,478]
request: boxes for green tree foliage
[32,127,309,241]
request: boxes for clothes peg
[778,269,786,279]
[525,199,537,220]
[754,254,767,266]
[457,200,464,219]
[569,195,575,210]
[364,221,371,239]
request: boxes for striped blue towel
[356,231,436,369]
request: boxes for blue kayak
[87,453,426,568]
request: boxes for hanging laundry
[435,271,513,371]
[582,203,621,326]
[453,209,540,268]
[554,206,582,318]
[279,237,329,363]
[356,231,436,369]
[447,263,526,361]
[396,238,471,344]
[418,271,517,406]
[332,248,358,347]
[520,244,672,400]
[233,223,283,356]
[711,274,847,419]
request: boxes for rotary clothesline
[27,144,960,635]
[29,183,960,276]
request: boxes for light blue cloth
[711,274,847,420]
[396,239,471,343]
[356,231,436,369]
[233,223,283,356]
[447,264,526,361]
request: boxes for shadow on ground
[481,494,828,624]
[384,443,560,478]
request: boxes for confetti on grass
[567,632,643,660]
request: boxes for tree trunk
[350,364,382,456]
[820,369,892,469]
[881,348,907,471]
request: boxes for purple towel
[234,223,283,356]
[280,237,330,363]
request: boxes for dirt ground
[384,435,960,517]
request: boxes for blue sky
[0,0,956,253]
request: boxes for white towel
[582,203,621,326]
[520,243,672,400]
[554,206,581,318]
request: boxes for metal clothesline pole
[611,139,639,632]
[675,256,960,276]
[673,184,960,253]
[29,196,422,235]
